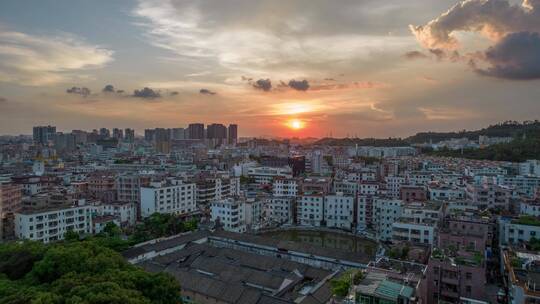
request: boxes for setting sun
[288,119,305,130]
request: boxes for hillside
[313,120,540,146]
[405,120,540,144]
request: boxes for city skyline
[1,0,540,138]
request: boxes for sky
[0,0,539,138]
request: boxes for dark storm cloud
[102,84,115,93]
[288,79,310,91]
[404,51,428,60]
[199,88,216,95]
[66,86,91,97]
[132,87,161,99]
[476,31,540,80]
[253,79,272,91]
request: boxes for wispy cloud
[132,0,414,77]
[0,30,113,86]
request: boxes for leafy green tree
[0,239,181,304]
[64,229,80,242]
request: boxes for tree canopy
[0,239,181,304]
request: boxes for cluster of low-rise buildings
[1,125,540,303]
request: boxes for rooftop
[137,242,336,304]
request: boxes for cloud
[132,0,416,76]
[102,84,115,92]
[324,78,336,81]
[404,50,428,60]
[418,106,479,120]
[199,88,216,95]
[170,91,179,96]
[410,0,540,80]
[288,79,310,91]
[66,86,91,97]
[132,87,161,99]
[253,79,272,91]
[310,81,385,91]
[410,0,540,50]
[475,31,540,79]
[0,30,113,86]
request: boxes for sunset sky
[1,0,539,137]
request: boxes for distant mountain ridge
[314,120,540,146]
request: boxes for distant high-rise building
[53,132,77,152]
[124,128,135,142]
[228,124,238,145]
[112,128,123,140]
[71,130,88,144]
[207,123,227,139]
[154,128,171,153]
[32,125,56,145]
[144,129,156,142]
[188,123,205,139]
[172,128,185,140]
[99,128,110,138]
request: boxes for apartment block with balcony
[272,177,299,197]
[392,201,442,245]
[15,201,96,243]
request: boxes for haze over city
[1,0,540,137]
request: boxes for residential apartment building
[373,198,403,241]
[140,180,196,218]
[100,201,137,228]
[385,176,406,199]
[247,166,292,185]
[428,184,465,201]
[195,175,240,205]
[520,199,540,216]
[357,195,374,231]
[272,177,299,197]
[266,197,294,225]
[392,201,442,245]
[210,198,246,233]
[14,201,96,243]
[116,174,151,204]
[0,182,22,240]
[296,194,324,227]
[400,185,427,203]
[466,179,511,210]
[500,217,540,246]
[324,193,354,230]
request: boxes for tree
[103,222,122,238]
[0,239,181,303]
[65,229,80,242]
